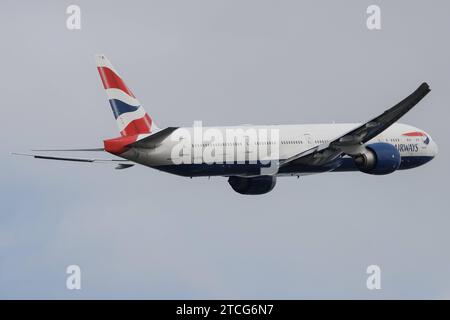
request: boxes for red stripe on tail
[120,114,152,137]
[97,66,135,98]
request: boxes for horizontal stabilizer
[12,153,131,164]
[31,148,105,152]
[130,126,179,148]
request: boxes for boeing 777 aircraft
[14,55,438,194]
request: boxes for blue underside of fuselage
[150,156,434,177]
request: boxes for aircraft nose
[431,140,439,157]
[427,135,438,158]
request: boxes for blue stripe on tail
[109,99,139,119]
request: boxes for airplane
[14,55,438,195]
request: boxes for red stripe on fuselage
[97,66,135,98]
[402,131,425,137]
[120,114,153,137]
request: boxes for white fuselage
[119,122,437,177]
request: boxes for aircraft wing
[280,82,431,167]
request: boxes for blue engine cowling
[353,142,401,175]
[228,176,277,195]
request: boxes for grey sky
[1,0,449,299]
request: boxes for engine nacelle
[228,176,277,195]
[353,142,401,175]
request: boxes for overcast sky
[1,0,450,299]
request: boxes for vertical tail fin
[95,54,158,136]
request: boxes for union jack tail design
[96,54,158,136]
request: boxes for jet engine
[228,176,277,195]
[353,142,401,175]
